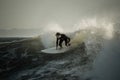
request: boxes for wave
[0,21,118,80]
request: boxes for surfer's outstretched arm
[56,38,59,49]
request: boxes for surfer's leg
[59,40,63,48]
[65,39,68,47]
[65,39,70,47]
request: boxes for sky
[0,0,120,29]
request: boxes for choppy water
[0,25,120,80]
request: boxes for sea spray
[41,22,64,48]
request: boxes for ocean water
[0,24,120,80]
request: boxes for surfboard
[41,47,70,54]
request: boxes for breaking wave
[0,17,119,80]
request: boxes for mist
[90,26,120,80]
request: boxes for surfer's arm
[56,38,59,49]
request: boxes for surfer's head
[56,32,61,38]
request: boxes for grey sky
[0,0,120,29]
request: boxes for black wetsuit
[56,34,70,48]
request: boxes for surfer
[56,32,71,49]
